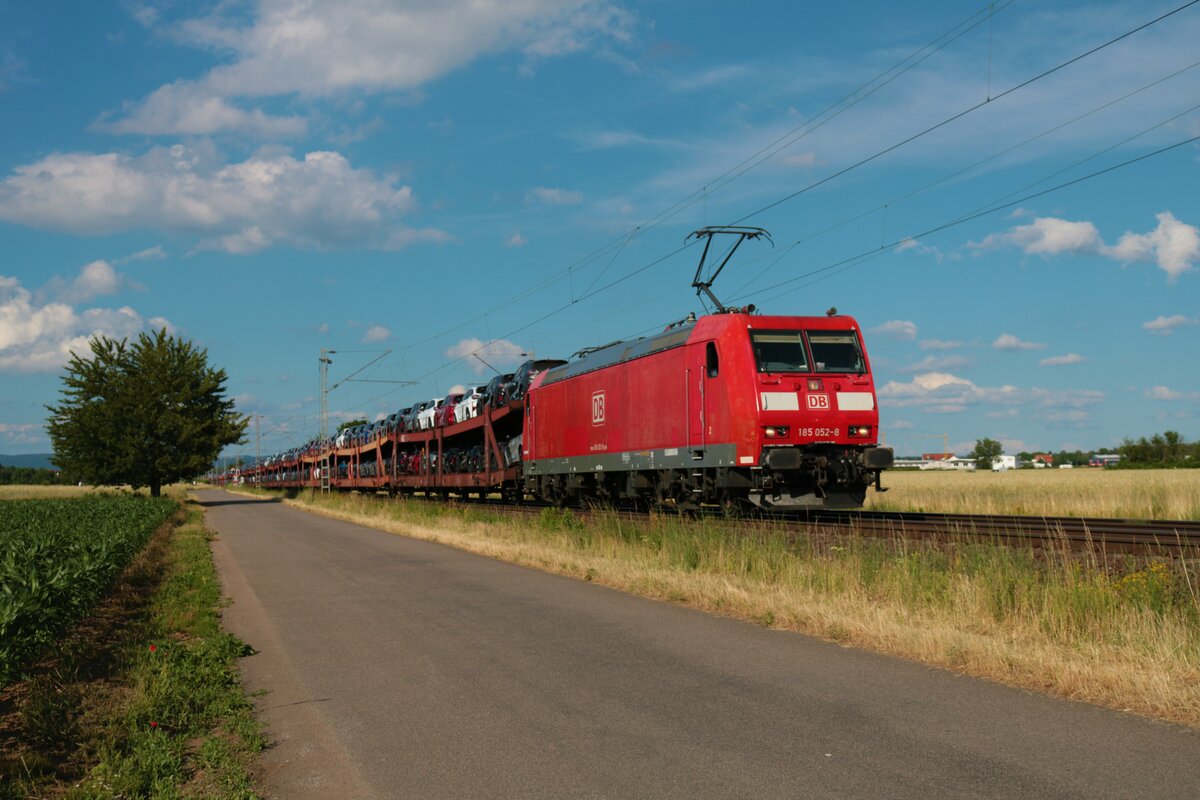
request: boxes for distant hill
[0,453,58,469]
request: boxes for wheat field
[865,468,1200,520]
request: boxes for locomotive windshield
[750,330,809,373]
[807,331,865,373]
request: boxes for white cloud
[363,325,392,343]
[878,372,1102,419]
[1106,212,1200,283]
[993,333,1045,351]
[527,187,584,205]
[918,339,964,351]
[899,354,971,373]
[887,419,915,430]
[43,260,121,304]
[1039,353,1086,366]
[445,337,528,374]
[118,246,167,263]
[505,232,528,248]
[147,316,176,334]
[1143,315,1196,335]
[98,81,307,138]
[869,319,917,341]
[973,212,1199,282]
[108,1,636,135]
[1142,386,1200,402]
[973,217,1102,257]
[569,127,684,151]
[0,144,450,253]
[893,237,948,262]
[0,422,43,447]
[0,272,170,373]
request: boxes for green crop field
[0,494,175,683]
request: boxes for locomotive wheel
[719,491,752,518]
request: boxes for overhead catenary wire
[412,0,1196,391]
[287,2,1198,447]
[734,133,1200,303]
[730,0,1200,226]
[336,1,1018,368]
[729,56,1200,297]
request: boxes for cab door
[687,341,717,458]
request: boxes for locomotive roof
[539,312,864,387]
[541,321,697,386]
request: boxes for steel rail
[348,491,1200,556]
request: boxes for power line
[310,3,1198,428]
[737,133,1200,302]
[730,57,1200,297]
[731,0,1200,225]
[336,2,1017,372]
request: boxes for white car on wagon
[454,385,486,423]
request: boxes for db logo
[806,393,830,410]
[592,391,606,426]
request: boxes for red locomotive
[222,227,893,508]
[524,309,891,509]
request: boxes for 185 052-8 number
[797,427,840,438]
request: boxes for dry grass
[0,485,100,500]
[239,488,1200,729]
[865,468,1200,520]
[0,483,204,501]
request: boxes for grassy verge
[0,492,263,798]
[240,487,1200,728]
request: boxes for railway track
[784,509,1200,555]
[382,493,1200,555]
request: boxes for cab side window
[706,342,719,378]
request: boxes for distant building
[1089,453,1121,467]
[920,453,976,471]
[992,455,1017,471]
[1031,453,1054,468]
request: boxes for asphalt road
[199,490,1200,799]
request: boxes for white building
[921,456,976,471]
[991,455,1018,472]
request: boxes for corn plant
[0,495,175,683]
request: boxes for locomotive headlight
[763,426,790,439]
[848,426,871,437]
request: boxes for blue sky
[1,0,1198,459]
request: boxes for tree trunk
[150,480,161,497]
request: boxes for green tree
[47,329,247,496]
[970,437,1003,471]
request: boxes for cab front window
[750,330,809,373]
[807,331,864,373]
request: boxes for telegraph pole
[319,349,335,444]
[255,414,262,485]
